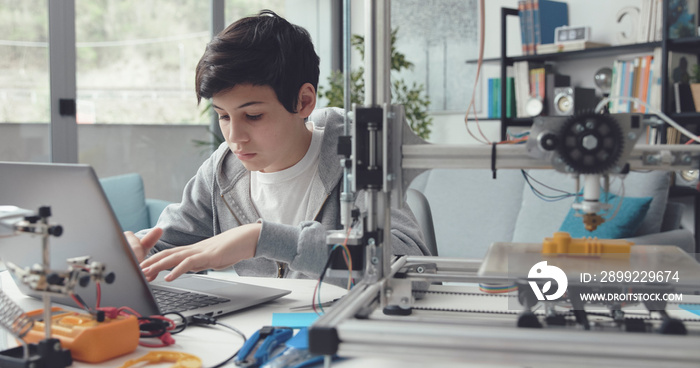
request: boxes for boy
[126,10,429,283]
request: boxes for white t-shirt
[250,122,325,225]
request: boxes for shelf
[466,42,664,64]
[668,36,700,48]
[668,112,700,122]
[506,42,662,63]
[497,1,700,142]
[502,117,533,127]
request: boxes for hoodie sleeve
[254,189,430,279]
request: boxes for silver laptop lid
[0,162,161,316]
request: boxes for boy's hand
[139,223,261,282]
[124,227,163,263]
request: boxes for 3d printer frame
[309,1,700,366]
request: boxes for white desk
[1,270,480,368]
[8,268,699,368]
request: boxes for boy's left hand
[139,223,261,282]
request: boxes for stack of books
[518,0,568,55]
[608,48,662,113]
[637,0,664,43]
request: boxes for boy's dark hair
[195,10,320,113]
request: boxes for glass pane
[226,0,285,21]
[0,0,50,162]
[392,0,478,112]
[75,1,211,125]
[76,1,287,203]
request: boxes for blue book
[518,1,528,55]
[535,0,568,45]
[488,78,495,118]
[496,78,502,119]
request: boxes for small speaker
[552,87,597,116]
[545,73,570,115]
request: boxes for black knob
[539,133,558,151]
[46,273,63,285]
[49,225,63,237]
[79,275,91,287]
[39,206,52,218]
[105,272,116,284]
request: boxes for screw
[385,288,393,297]
[627,132,637,141]
[585,120,595,129]
[682,155,692,164]
[368,238,376,246]
[416,266,425,273]
[566,166,574,173]
[575,124,585,133]
[401,297,410,305]
[387,174,395,181]
[371,256,379,265]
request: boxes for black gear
[555,112,624,174]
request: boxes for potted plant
[319,29,433,140]
[690,64,700,112]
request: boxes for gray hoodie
[142,107,429,281]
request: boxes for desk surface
[8,268,699,368]
[1,270,480,368]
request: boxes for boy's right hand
[124,227,163,263]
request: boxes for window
[392,0,478,113]
[0,0,50,162]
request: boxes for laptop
[0,162,290,321]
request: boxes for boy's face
[212,84,315,173]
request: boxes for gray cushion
[512,170,576,243]
[410,169,525,259]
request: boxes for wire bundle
[312,228,355,315]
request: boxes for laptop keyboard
[152,288,231,313]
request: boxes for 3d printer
[309,1,700,367]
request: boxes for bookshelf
[498,1,700,142]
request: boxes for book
[518,1,529,55]
[668,0,699,39]
[519,0,568,55]
[653,0,664,41]
[649,47,663,110]
[524,0,535,55]
[534,0,568,45]
[487,76,516,119]
[536,41,610,54]
[638,0,653,43]
[505,75,516,118]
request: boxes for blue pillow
[559,193,652,239]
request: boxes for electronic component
[22,307,139,363]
